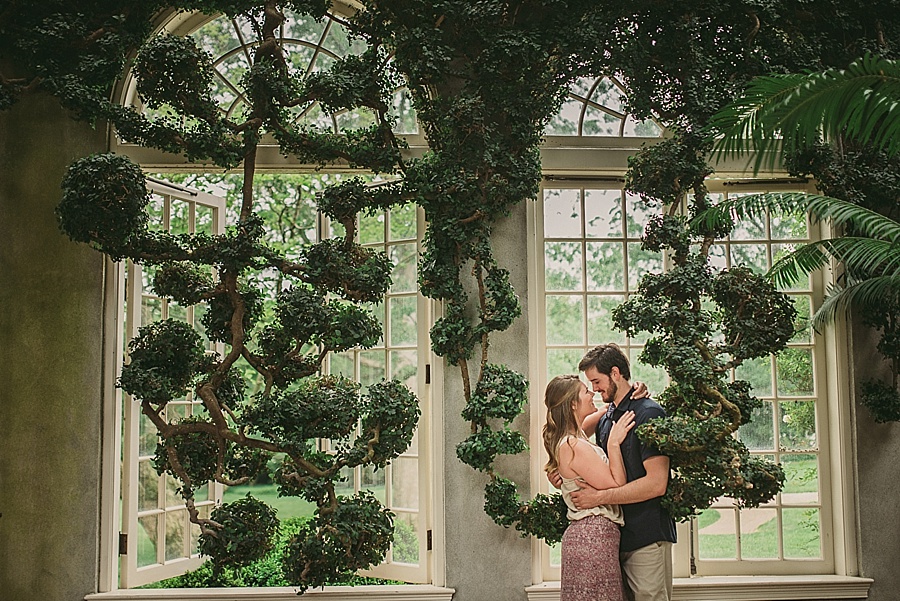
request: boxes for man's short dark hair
[578,343,631,380]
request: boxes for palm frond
[813,275,900,329]
[709,53,900,173]
[770,237,900,289]
[769,242,831,290]
[694,192,900,244]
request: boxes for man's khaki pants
[620,541,673,601]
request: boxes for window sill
[86,585,455,601]
[526,575,873,600]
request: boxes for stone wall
[0,92,108,601]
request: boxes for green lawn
[222,484,318,520]
[222,482,387,520]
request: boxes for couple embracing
[544,344,677,601]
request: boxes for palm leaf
[770,237,900,289]
[709,53,900,173]
[813,275,900,329]
[694,192,900,244]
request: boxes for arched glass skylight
[545,75,663,137]
[130,9,418,135]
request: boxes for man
[552,343,676,601]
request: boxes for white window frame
[527,172,861,590]
[116,179,227,588]
[324,204,435,584]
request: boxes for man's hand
[547,469,562,489]
[570,479,608,510]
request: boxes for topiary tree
[5,1,421,591]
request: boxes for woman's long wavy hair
[543,374,584,474]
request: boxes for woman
[544,374,635,601]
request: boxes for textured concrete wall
[441,200,534,601]
[850,320,900,601]
[0,92,108,601]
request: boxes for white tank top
[557,436,624,525]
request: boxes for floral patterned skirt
[560,514,624,601]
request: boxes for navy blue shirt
[596,389,677,552]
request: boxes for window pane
[547,348,584,381]
[738,400,774,451]
[773,243,812,291]
[790,296,814,344]
[734,355,773,397]
[730,208,766,240]
[139,413,158,457]
[739,508,778,558]
[708,243,727,270]
[584,189,623,238]
[630,351,667,395]
[392,512,420,564]
[138,460,159,511]
[329,351,355,378]
[170,200,190,235]
[392,88,418,135]
[196,205,214,235]
[776,348,814,396]
[623,193,655,239]
[361,464,387,505]
[359,349,386,387]
[779,401,817,451]
[390,349,417,394]
[623,116,662,137]
[627,242,662,289]
[545,241,583,290]
[544,98,580,135]
[582,105,622,136]
[783,508,821,559]
[546,295,584,345]
[389,296,417,346]
[164,474,181,508]
[137,515,159,567]
[165,510,186,561]
[190,504,209,555]
[359,213,385,244]
[544,189,582,238]
[141,297,162,325]
[586,295,625,345]
[388,204,417,241]
[782,453,819,504]
[771,210,808,240]
[389,243,418,293]
[730,243,768,273]
[697,507,737,559]
[585,241,624,291]
[391,457,419,511]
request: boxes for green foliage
[199,494,280,570]
[245,375,362,444]
[711,267,798,363]
[57,153,150,259]
[119,319,207,404]
[709,54,900,174]
[301,239,393,303]
[152,262,216,306]
[456,428,527,472]
[356,379,421,468]
[133,34,220,120]
[860,380,900,423]
[282,491,395,593]
[461,364,529,424]
[152,416,219,494]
